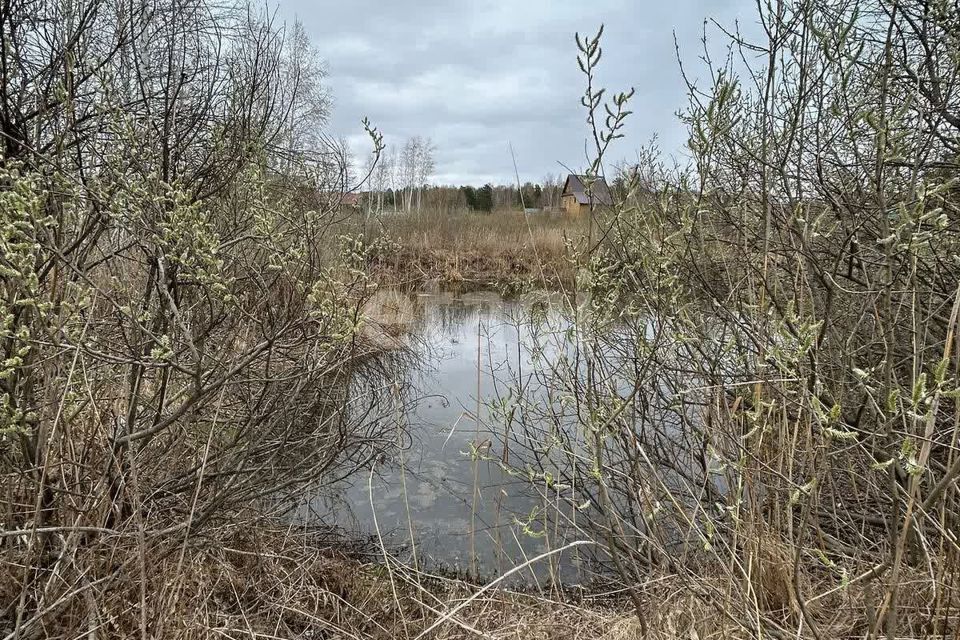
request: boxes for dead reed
[361,208,587,290]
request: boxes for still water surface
[310,288,588,583]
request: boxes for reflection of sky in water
[295,288,715,587]
[304,289,590,584]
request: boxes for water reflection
[305,287,716,587]
[307,288,589,583]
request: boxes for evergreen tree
[461,185,477,210]
[476,184,494,212]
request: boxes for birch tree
[400,137,419,212]
[414,137,436,212]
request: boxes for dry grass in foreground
[8,516,939,639]
[363,209,589,290]
[0,520,631,639]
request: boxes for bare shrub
[496,4,960,636]
[0,0,394,636]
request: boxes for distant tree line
[365,178,562,214]
[360,151,637,215]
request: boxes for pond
[304,287,596,585]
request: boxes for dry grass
[363,208,589,290]
[0,519,633,640]
[4,456,949,640]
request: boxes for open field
[362,208,589,290]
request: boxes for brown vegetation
[363,209,588,290]
[491,8,960,638]
[5,0,960,637]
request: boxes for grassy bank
[10,517,793,639]
[3,518,639,639]
[362,209,589,291]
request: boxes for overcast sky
[275,0,762,186]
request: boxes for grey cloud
[277,0,762,185]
